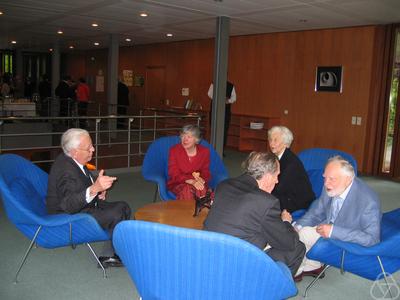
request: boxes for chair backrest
[113,220,297,300]
[142,136,228,200]
[298,148,357,198]
[0,154,48,224]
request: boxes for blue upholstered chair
[304,208,400,297]
[113,220,297,300]
[0,154,110,282]
[291,148,358,220]
[298,148,357,198]
[142,136,228,201]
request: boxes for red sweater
[167,143,211,191]
[76,83,90,102]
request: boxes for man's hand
[281,209,293,223]
[316,224,332,238]
[90,170,117,196]
[98,190,107,200]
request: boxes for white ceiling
[1,0,399,51]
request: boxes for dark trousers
[78,102,88,128]
[224,104,231,148]
[117,106,128,128]
[84,200,131,235]
[266,241,306,275]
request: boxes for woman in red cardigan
[167,124,211,200]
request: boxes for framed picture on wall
[315,66,343,92]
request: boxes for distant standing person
[38,75,52,116]
[55,75,76,116]
[24,77,35,99]
[207,81,236,155]
[76,78,90,128]
[38,74,51,100]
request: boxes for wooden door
[145,66,165,108]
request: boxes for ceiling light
[125,38,132,42]
[11,40,17,44]
[0,11,3,15]
[92,23,99,27]
[57,30,63,34]
[94,42,100,46]
[69,45,74,49]
[166,33,173,37]
[49,48,53,52]
[140,12,148,17]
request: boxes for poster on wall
[134,75,144,87]
[123,70,133,86]
[315,66,343,92]
[96,76,104,92]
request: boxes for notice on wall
[96,76,104,92]
[123,70,133,87]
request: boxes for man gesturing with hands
[47,128,131,267]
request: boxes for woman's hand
[192,172,205,185]
[185,178,205,190]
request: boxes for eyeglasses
[77,145,94,152]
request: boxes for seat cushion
[9,178,47,216]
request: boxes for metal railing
[0,111,203,170]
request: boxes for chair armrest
[308,237,400,258]
[292,209,306,221]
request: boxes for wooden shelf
[226,114,280,152]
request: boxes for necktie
[83,166,92,181]
[329,196,341,223]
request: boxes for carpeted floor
[0,149,399,300]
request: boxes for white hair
[61,128,90,156]
[267,126,294,147]
[180,124,201,143]
[327,155,355,179]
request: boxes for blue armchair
[303,208,400,297]
[0,154,110,282]
[292,148,358,220]
[142,136,228,201]
[298,148,357,198]
[113,220,297,300]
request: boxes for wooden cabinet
[227,114,280,152]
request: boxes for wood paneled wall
[64,25,387,173]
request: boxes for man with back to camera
[46,128,131,267]
[283,156,381,281]
[203,151,305,275]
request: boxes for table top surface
[134,199,209,230]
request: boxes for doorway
[381,27,400,177]
[145,66,166,108]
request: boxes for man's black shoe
[98,255,123,268]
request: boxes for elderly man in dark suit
[203,152,305,275]
[46,128,131,267]
[268,126,315,212]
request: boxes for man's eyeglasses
[77,145,94,152]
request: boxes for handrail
[0,111,203,170]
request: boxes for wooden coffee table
[134,199,209,230]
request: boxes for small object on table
[193,190,212,217]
